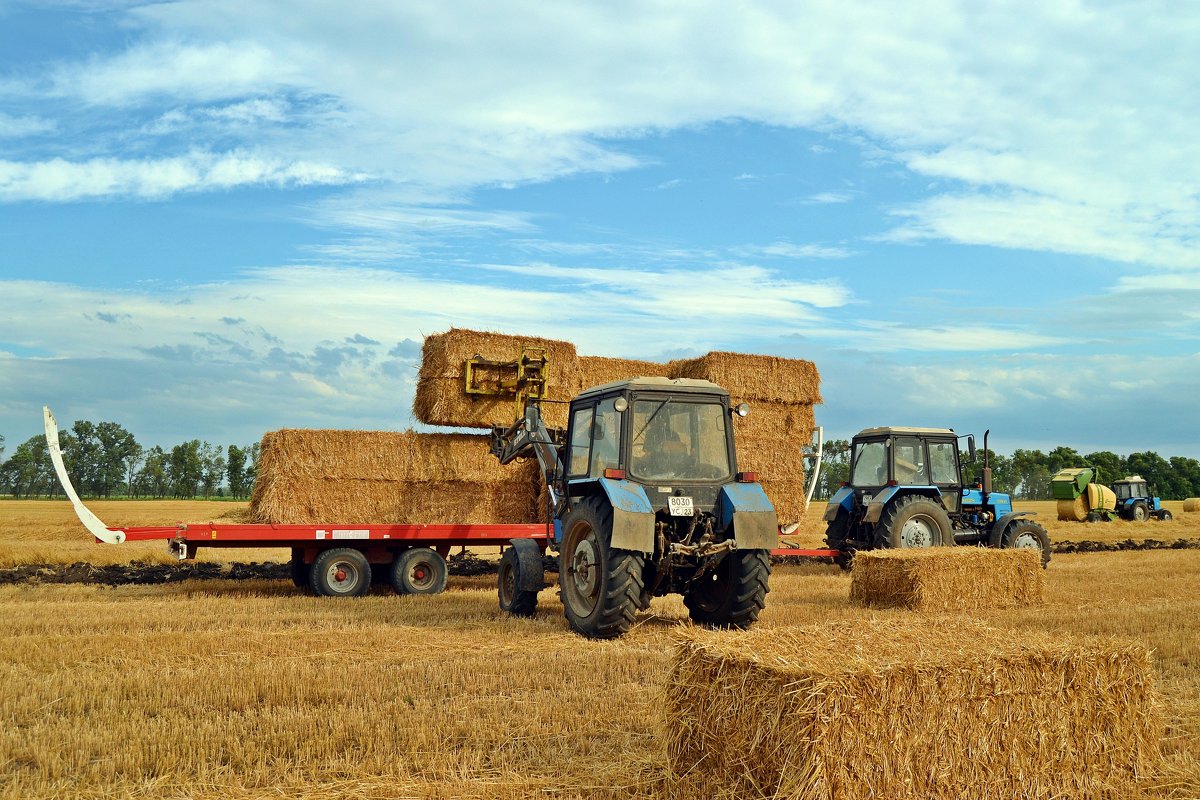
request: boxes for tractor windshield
[629,399,731,482]
[850,440,888,487]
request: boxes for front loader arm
[490,403,566,518]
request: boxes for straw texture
[577,356,669,390]
[413,328,580,429]
[1058,496,1088,521]
[669,351,822,404]
[664,619,1162,800]
[249,429,542,524]
[1184,498,1200,513]
[849,547,1043,610]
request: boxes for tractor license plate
[668,496,694,516]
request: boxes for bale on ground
[1184,498,1200,513]
[577,356,669,391]
[413,328,580,429]
[849,547,1043,610]
[669,351,821,405]
[1058,496,1088,522]
[664,619,1162,800]
[249,429,541,524]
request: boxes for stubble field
[2,499,1199,798]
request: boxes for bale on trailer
[849,547,1043,610]
[413,328,580,429]
[669,351,822,405]
[577,356,669,391]
[1184,498,1200,513]
[664,620,1162,800]
[249,429,542,525]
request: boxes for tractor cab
[842,426,965,511]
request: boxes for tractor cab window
[929,441,959,485]
[850,440,888,486]
[1115,483,1131,500]
[893,437,930,485]
[588,398,622,477]
[567,405,595,477]
[629,398,731,482]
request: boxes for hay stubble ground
[2,499,1199,798]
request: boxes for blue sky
[1,1,1198,460]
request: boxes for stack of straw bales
[577,355,670,390]
[850,547,1043,610]
[670,352,820,524]
[249,429,543,524]
[664,619,1162,800]
[413,328,581,430]
[1184,498,1200,513]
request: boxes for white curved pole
[804,426,824,508]
[43,407,125,544]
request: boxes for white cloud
[733,242,853,260]
[0,152,363,201]
[0,113,55,138]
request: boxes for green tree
[226,445,249,499]
[0,435,55,497]
[1169,457,1200,500]
[200,442,226,499]
[1082,451,1126,486]
[1126,451,1173,498]
[134,446,169,499]
[168,440,203,498]
[1010,448,1052,500]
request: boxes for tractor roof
[1114,475,1146,483]
[852,426,957,439]
[576,376,727,400]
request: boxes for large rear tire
[684,549,770,629]
[559,498,644,639]
[1000,519,1051,568]
[1131,502,1149,522]
[310,548,372,597]
[876,495,952,548]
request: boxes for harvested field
[665,619,1159,800]
[413,328,580,429]
[249,429,542,524]
[1,501,1199,798]
[850,547,1043,610]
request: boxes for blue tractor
[490,372,779,639]
[823,426,1051,567]
[1111,476,1173,522]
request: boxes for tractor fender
[823,486,855,522]
[862,486,943,525]
[507,538,547,593]
[988,511,1037,548]
[596,478,655,554]
[719,482,779,550]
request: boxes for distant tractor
[1052,468,1173,522]
[823,427,1051,567]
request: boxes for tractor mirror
[966,435,976,462]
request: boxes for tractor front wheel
[876,495,952,548]
[1001,519,1051,568]
[498,547,539,618]
[1158,509,1174,521]
[684,549,770,629]
[559,498,644,639]
[824,512,855,570]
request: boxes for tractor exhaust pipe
[982,429,992,499]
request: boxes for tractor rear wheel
[1001,519,1051,568]
[559,498,644,639]
[876,495,952,548]
[391,548,448,595]
[310,548,371,597]
[684,549,770,628]
[1131,502,1149,522]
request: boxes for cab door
[928,439,962,512]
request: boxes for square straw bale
[732,401,816,442]
[249,429,542,524]
[849,547,1044,611]
[756,477,809,527]
[413,328,580,429]
[669,351,821,404]
[664,619,1162,800]
[577,355,670,391]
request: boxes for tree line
[811,439,1200,501]
[0,423,260,500]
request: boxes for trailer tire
[876,495,952,548]
[559,497,644,639]
[289,548,312,591]
[391,548,448,595]
[684,548,771,629]
[498,547,538,617]
[310,548,372,597]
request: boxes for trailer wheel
[1131,502,1149,522]
[310,548,372,597]
[876,495,952,548]
[684,548,771,629]
[289,548,312,592]
[391,548,448,595]
[498,547,538,617]
[1001,519,1051,568]
[560,497,644,639]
